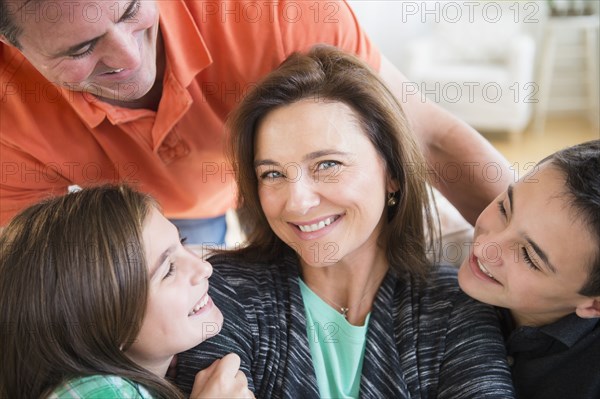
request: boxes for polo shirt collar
[66,0,212,128]
[158,0,212,88]
[60,88,107,129]
[540,313,598,348]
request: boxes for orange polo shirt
[0,0,380,225]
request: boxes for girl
[0,185,253,398]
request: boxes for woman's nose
[285,176,320,215]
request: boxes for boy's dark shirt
[498,309,600,399]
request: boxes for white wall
[349,0,549,72]
[349,0,597,115]
[348,0,433,72]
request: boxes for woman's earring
[387,192,397,207]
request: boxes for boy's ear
[575,298,600,319]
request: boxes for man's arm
[379,56,511,224]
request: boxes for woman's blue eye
[317,161,338,170]
[260,170,283,180]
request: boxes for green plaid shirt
[49,375,154,398]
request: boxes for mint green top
[48,375,154,398]
[299,278,370,399]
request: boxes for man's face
[6,0,160,102]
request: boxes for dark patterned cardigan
[176,252,515,398]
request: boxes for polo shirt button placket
[157,131,190,165]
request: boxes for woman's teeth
[107,68,124,74]
[188,295,209,316]
[298,216,337,233]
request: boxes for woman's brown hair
[0,185,184,398]
[227,45,438,278]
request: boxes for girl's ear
[575,298,600,319]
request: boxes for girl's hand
[190,353,254,398]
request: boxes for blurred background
[350,0,599,170]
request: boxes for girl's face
[458,163,598,327]
[254,99,394,268]
[125,207,223,373]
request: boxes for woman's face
[254,99,394,267]
[125,207,223,371]
[458,163,598,327]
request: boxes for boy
[458,140,600,399]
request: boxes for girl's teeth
[188,295,209,316]
[298,216,336,233]
[477,259,498,281]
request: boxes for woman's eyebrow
[254,159,279,168]
[254,150,349,167]
[301,150,349,162]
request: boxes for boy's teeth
[298,216,336,233]
[188,295,209,316]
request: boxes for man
[0,0,510,244]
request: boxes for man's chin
[79,81,154,104]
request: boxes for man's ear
[575,298,600,319]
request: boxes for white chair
[406,2,537,140]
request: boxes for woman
[176,46,515,398]
[0,185,252,398]
[458,140,600,399]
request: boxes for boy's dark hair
[542,140,600,296]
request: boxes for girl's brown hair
[227,45,438,278]
[0,185,184,398]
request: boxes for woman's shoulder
[48,375,154,399]
[206,250,301,318]
[208,250,298,285]
[406,265,491,317]
[414,264,461,295]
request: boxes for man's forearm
[420,109,511,224]
[378,56,510,224]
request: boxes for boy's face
[458,162,598,327]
